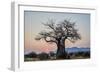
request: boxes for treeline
[68,51,90,59]
[24,51,90,61]
[24,51,56,61]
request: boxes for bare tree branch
[42,19,57,32]
[35,19,81,44]
[44,37,57,44]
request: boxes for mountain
[65,47,90,53]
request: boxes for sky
[24,11,90,54]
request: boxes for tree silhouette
[35,19,81,59]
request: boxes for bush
[25,52,37,58]
[38,52,49,60]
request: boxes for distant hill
[25,47,90,55]
[66,47,90,53]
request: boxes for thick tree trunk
[56,39,66,59]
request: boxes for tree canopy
[35,19,81,44]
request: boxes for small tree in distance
[35,19,81,59]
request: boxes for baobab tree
[35,19,81,59]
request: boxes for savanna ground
[24,51,90,62]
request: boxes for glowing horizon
[24,11,90,54]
